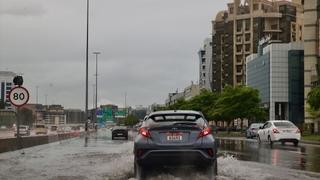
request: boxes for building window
[237,20,242,32]
[203,73,206,77]
[236,55,242,63]
[236,45,242,53]
[245,44,250,52]
[245,34,250,41]
[271,24,278,30]
[202,65,205,70]
[202,58,205,63]
[245,19,250,31]
[236,35,242,43]
[253,4,259,11]
[236,65,242,73]
[230,7,234,14]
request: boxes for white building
[0,71,16,110]
[246,42,304,125]
[198,37,213,91]
[165,82,201,106]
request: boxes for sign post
[9,76,29,149]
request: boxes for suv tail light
[139,128,151,138]
[272,128,280,134]
[207,148,214,157]
[198,127,212,138]
[296,129,301,133]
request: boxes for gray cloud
[0,0,46,16]
[0,0,229,109]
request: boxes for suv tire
[134,160,146,180]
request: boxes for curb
[300,140,320,145]
[215,136,320,146]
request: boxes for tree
[124,114,139,126]
[210,86,266,125]
[165,90,219,120]
[307,86,320,119]
[185,90,218,120]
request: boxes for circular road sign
[9,86,30,107]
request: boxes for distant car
[57,126,65,133]
[64,126,72,132]
[14,125,30,136]
[246,123,264,138]
[51,125,58,131]
[257,120,301,146]
[0,125,6,130]
[111,126,128,140]
[35,124,48,135]
[134,110,218,179]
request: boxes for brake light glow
[139,128,151,138]
[272,128,280,134]
[296,129,301,133]
[199,127,212,138]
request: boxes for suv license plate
[167,135,182,141]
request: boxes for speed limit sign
[9,86,30,107]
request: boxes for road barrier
[0,131,87,153]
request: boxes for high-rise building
[303,0,320,131]
[212,0,303,92]
[0,71,16,110]
[198,37,213,91]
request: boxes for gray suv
[134,110,218,179]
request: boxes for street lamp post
[93,52,100,124]
[36,86,39,104]
[85,0,90,132]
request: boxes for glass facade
[288,50,304,124]
[247,53,270,103]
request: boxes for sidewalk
[214,133,320,146]
[300,140,320,145]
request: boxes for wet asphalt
[218,137,320,173]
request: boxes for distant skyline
[0,0,230,109]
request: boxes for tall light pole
[85,0,90,131]
[36,86,39,104]
[44,94,48,106]
[93,52,100,124]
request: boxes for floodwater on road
[0,129,319,180]
[218,138,320,173]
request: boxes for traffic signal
[13,76,23,86]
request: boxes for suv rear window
[152,114,199,121]
[274,122,295,128]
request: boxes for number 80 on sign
[9,86,30,107]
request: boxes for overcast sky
[0,0,229,109]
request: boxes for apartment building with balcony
[198,37,213,91]
[303,0,320,131]
[212,0,303,92]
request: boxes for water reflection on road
[218,138,320,173]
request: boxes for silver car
[246,123,264,138]
[134,110,218,179]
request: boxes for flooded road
[218,138,320,173]
[0,129,320,180]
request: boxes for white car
[257,120,301,146]
[14,125,30,136]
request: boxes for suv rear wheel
[206,160,217,179]
[134,160,146,180]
